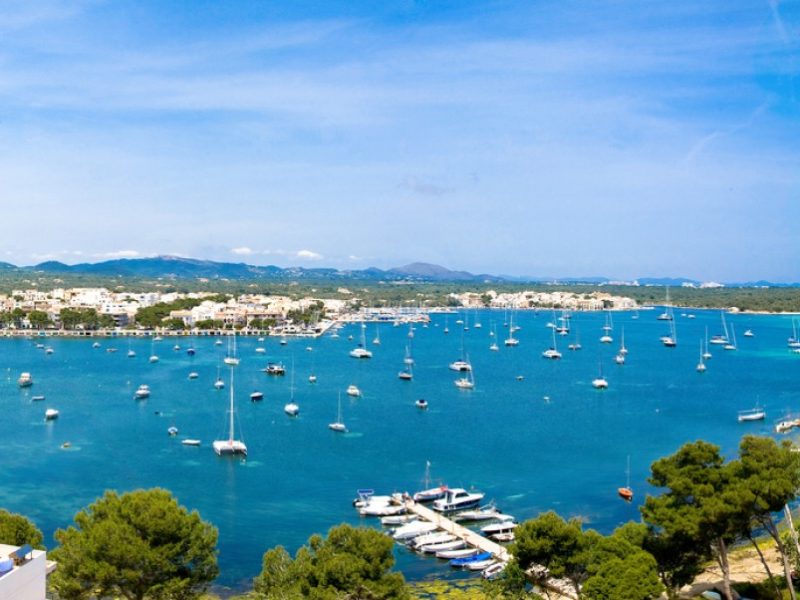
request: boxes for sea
[1,308,798,592]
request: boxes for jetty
[398,495,511,562]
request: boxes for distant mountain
[4,255,797,286]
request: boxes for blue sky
[1,1,799,281]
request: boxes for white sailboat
[568,329,582,351]
[454,355,475,389]
[592,362,609,389]
[223,335,240,366]
[329,393,347,432]
[724,324,737,351]
[212,367,247,456]
[149,338,159,363]
[372,324,381,345]
[615,327,626,364]
[542,327,562,359]
[661,309,677,347]
[504,313,520,346]
[600,311,613,343]
[696,339,707,372]
[702,327,713,359]
[349,323,373,358]
[284,361,299,416]
[404,342,415,365]
[710,312,730,345]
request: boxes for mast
[228,366,235,443]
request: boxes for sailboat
[149,338,159,363]
[214,366,225,389]
[696,339,707,372]
[724,324,737,351]
[127,339,136,358]
[489,324,499,352]
[329,393,347,432]
[710,312,730,345]
[541,327,562,359]
[223,335,240,366]
[702,327,713,359]
[404,342,415,365]
[615,327,626,364]
[443,314,450,334]
[349,323,373,358]
[568,329,582,351]
[454,355,475,389]
[504,313,520,346]
[656,288,673,320]
[449,331,472,371]
[398,360,413,381]
[372,324,381,345]
[660,308,677,347]
[592,362,609,389]
[413,461,447,502]
[284,360,299,416]
[600,311,613,343]
[212,366,247,456]
[618,456,633,501]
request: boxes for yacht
[264,362,286,375]
[738,407,766,422]
[17,372,33,387]
[134,384,151,400]
[433,488,485,512]
[212,367,247,457]
[182,439,201,446]
[454,363,475,389]
[223,335,240,366]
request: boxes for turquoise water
[1,309,799,591]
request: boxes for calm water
[1,309,799,591]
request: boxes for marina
[1,308,799,589]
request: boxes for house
[0,543,56,600]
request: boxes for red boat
[618,486,633,502]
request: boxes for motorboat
[744,329,754,337]
[410,532,457,550]
[31,395,45,402]
[346,384,361,397]
[264,362,286,375]
[453,504,500,522]
[380,514,416,527]
[480,521,517,537]
[592,376,608,389]
[433,488,485,512]
[308,374,317,383]
[134,384,151,399]
[250,391,264,401]
[481,562,507,580]
[415,398,428,409]
[436,547,479,559]
[255,347,266,354]
[149,354,159,363]
[419,541,464,557]
[614,353,625,365]
[188,372,199,379]
[167,426,179,436]
[18,372,33,387]
[214,378,225,389]
[618,487,634,501]
[392,520,438,541]
[45,408,59,420]
[738,408,766,422]
[450,551,493,568]
[284,402,299,416]
[182,439,201,446]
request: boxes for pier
[398,495,511,562]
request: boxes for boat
[398,369,413,381]
[148,339,159,363]
[415,398,428,409]
[223,335,240,366]
[182,439,201,446]
[413,461,447,502]
[31,395,45,402]
[380,514,416,527]
[92,341,101,348]
[372,325,381,345]
[723,324,737,351]
[392,520,438,541]
[187,346,196,356]
[214,339,223,346]
[618,327,628,355]
[702,327,713,359]
[134,384,151,399]
[284,362,299,416]
[696,339,707,373]
[448,360,472,372]
[541,327,562,359]
[308,374,317,383]
[481,562,507,580]
[436,547,480,560]
[45,347,54,354]
[188,372,199,379]
[349,324,373,358]
[149,354,159,363]
[264,362,286,375]
[403,342,415,365]
[568,329,582,351]
[167,426,178,436]
[738,407,766,422]
[449,551,493,567]
[454,365,475,390]
[329,393,347,432]
[398,349,413,380]
[61,442,71,449]
[776,419,800,433]
[600,311,614,343]
[661,310,677,347]
[453,504,501,522]
[710,312,730,345]
[480,521,518,537]
[418,537,463,555]
[44,408,59,420]
[17,372,33,387]
[743,329,754,337]
[592,363,608,389]
[127,340,136,358]
[657,288,673,320]
[618,456,633,501]
[214,367,225,389]
[433,488,485,512]
[346,384,361,397]
[212,366,247,456]
[504,314,519,346]
[250,391,264,401]
[255,346,266,354]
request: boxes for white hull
[212,440,247,456]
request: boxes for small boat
[188,372,199,379]
[280,338,288,346]
[480,521,518,537]
[412,533,458,551]
[329,393,347,432]
[349,325,373,358]
[255,347,266,354]
[392,520,439,541]
[618,456,633,501]
[149,355,159,363]
[45,408,59,420]
[415,398,428,409]
[61,442,71,449]
[250,391,264,401]
[437,547,479,559]
[173,344,181,351]
[346,384,361,397]
[542,328,562,359]
[153,335,163,342]
[127,350,136,358]
[413,462,447,502]
[167,426,179,436]
[92,342,101,348]
[381,514,416,527]
[448,360,472,372]
[35,343,45,349]
[106,348,118,353]
[454,504,500,522]
[592,373,609,389]
[398,366,413,380]
[186,347,196,356]
[134,384,151,399]
[18,372,33,387]
[284,402,299,416]
[214,339,223,346]
[31,395,45,402]
[214,377,225,390]
[264,362,286,375]
[433,488,485,512]
[45,347,54,354]
[450,551,493,568]
[743,329,754,337]
[182,439,201,446]
[697,339,707,373]
[308,374,317,383]
[738,407,766,422]
[481,562,507,580]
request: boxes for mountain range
[0,255,795,287]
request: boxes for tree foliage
[50,488,218,600]
[253,524,407,600]
[0,508,44,549]
[135,299,203,328]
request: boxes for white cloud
[94,250,140,259]
[296,249,323,260]
[231,246,254,255]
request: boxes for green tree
[27,310,51,329]
[641,441,743,600]
[50,488,219,600]
[736,435,800,600]
[511,511,590,598]
[0,508,44,549]
[253,524,407,600]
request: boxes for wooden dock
[399,496,511,562]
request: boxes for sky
[1,1,799,281]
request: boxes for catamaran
[212,366,247,456]
[349,323,373,358]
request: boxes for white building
[0,543,55,600]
